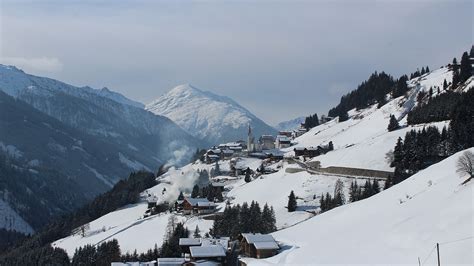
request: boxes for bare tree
[456,151,474,184]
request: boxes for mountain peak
[167,83,202,97]
[146,84,276,144]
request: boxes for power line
[422,244,437,265]
[439,236,474,245]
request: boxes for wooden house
[182,198,217,215]
[239,233,279,259]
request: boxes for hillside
[245,148,473,265]
[286,67,455,171]
[0,65,201,231]
[146,84,277,145]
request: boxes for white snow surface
[146,84,276,144]
[245,148,474,265]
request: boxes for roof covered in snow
[189,245,226,258]
[241,233,276,244]
[253,241,279,250]
[179,238,201,246]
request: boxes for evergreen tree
[193,225,201,238]
[328,141,334,151]
[214,161,221,176]
[287,191,297,212]
[191,185,200,198]
[387,114,399,131]
[333,179,345,206]
[460,51,472,83]
[372,179,380,194]
[244,167,251,183]
[177,191,184,201]
[339,110,349,122]
[304,113,320,129]
[349,181,359,202]
[443,79,448,90]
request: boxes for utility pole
[436,243,441,266]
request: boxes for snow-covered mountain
[274,116,305,131]
[146,84,277,145]
[0,65,202,231]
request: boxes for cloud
[0,56,63,72]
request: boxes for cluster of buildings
[112,233,279,266]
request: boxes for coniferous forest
[210,201,277,239]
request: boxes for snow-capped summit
[146,84,277,144]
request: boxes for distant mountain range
[146,84,277,145]
[0,65,201,232]
[274,116,305,131]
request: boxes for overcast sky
[1,0,472,124]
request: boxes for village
[110,122,348,266]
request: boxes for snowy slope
[245,148,474,265]
[146,84,276,145]
[285,67,454,171]
[54,157,367,256]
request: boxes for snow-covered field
[244,148,474,265]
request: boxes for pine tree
[328,141,334,151]
[443,79,448,90]
[214,161,221,176]
[333,179,345,206]
[372,179,380,194]
[349,181,359,202]
[193,225,201,238]
[339,110,349,122]
[178,191,184,201]
[459,51,472,83]
[244,167,251,183]
[387,114,399,132]
[287,191,297,212]
[191,185,199,198]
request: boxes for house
[278,131,292,137]
[239,233,279,259]
[294,147,320,158]
[189,245,226,262]
[275,135,291,149]
[210,183,225,194]
[179,238,202,254]
[221,149,234,159]
[182,198,217,215]
[147,195,158,209]
[258,135,275,150]
[157,258,186,266]
[204,148,221,164]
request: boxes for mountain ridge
[146,84,277,145]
